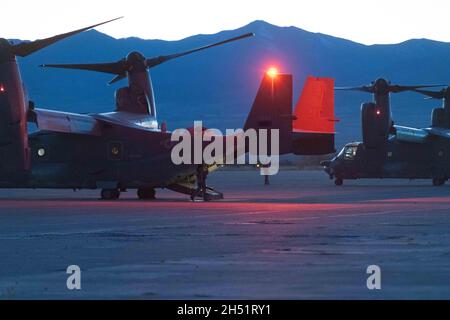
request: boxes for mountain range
[13,20,450,147]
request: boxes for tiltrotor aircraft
[321,78,450,186]
[0,18,335,200]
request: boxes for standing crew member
[191,164,209,201]
[264,172,270,186]
[258,163,270,185]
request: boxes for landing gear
[101,188,120,200]
[335,177,344,186]
[432,177,446,186]
[137,188,156,200]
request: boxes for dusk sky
[2,0,450,45]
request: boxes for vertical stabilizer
[291,76,336,155]
[244,73,293,154]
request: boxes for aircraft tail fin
[243,72,293,155]
[291,76,337,155]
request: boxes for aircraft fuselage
[324,135,450,182]
[0,127,196,189]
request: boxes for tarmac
[1,170,450,299]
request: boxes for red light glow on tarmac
[372,197,450,204]
[2,195,450,217]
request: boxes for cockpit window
[339,145,358,160]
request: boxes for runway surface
[1,170,450,299]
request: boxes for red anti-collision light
[266,67,279,78]
[376,109,381,116]
[0,84,5,93]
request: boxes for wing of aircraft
[28,108,102,136]
[28,108,164,135]
[91,112,159,131]
[425,127,450,138]
[393,125,450,143]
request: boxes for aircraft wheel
[432,178,446,187]
[137,188,156,200]
[335,178,344,186]
[101,189,120,200]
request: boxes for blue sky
[2,0,450,45]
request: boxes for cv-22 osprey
[0,18,336,200]
[322,79,450,186]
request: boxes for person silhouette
[258,163,270,185]
[191,164,209,201]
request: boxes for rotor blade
[40,60,128,75]
[412,89,445,99]
[389,84,446,93]
[145,32,254,68]
[12,17,123,57]
[334,86,373,93]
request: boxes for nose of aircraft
[320,160,334,178]
[320,160,331,167]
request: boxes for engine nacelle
[361,102,390,149]
[432,108,445,127]
[115,87,132,112]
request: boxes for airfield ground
[1,170,450,299]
